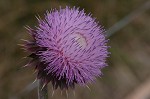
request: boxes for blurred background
[0,0,150,99]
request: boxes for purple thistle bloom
[23,6,109,90]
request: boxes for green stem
[38,79,48,99]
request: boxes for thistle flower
[23,6,109,90]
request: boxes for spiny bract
[23,6,109,90]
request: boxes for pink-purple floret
[23,6,109,90]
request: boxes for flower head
[23,6,109,90]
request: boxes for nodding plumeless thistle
[22,6,109,90]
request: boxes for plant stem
[38,79,48,99]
